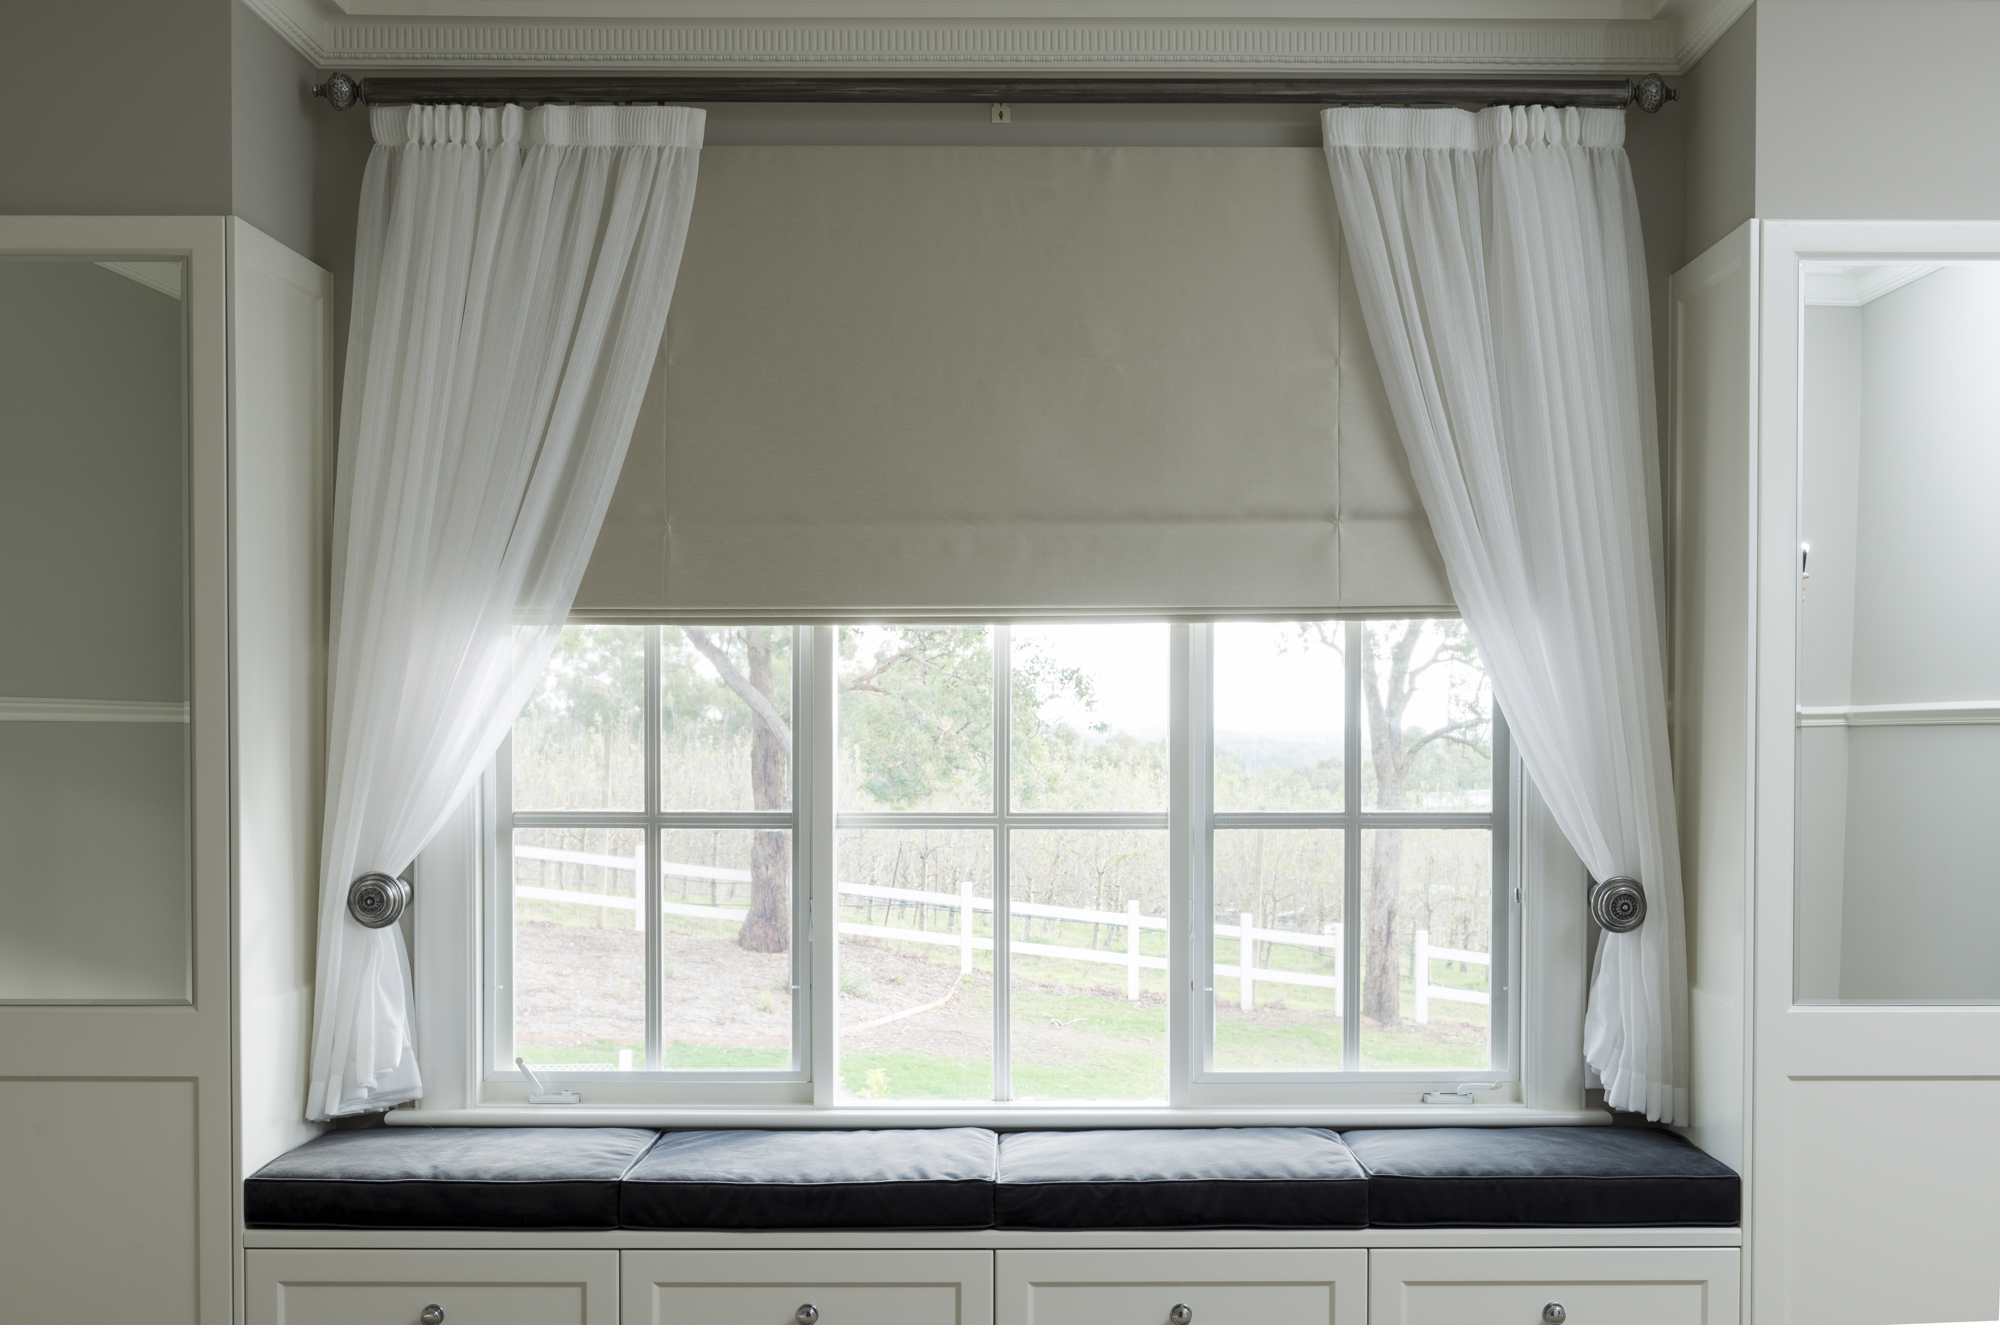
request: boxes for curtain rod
[312,72,1677,114]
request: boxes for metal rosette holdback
[1590,875,1647,933]
[347,872,410,928]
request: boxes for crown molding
[1656,0,1749,70]
[249,0,1689,74]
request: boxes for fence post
[1126,900,1142,1000]
[959,877,974,974]
[1414,928,1429,1024]
[1240,912,1256,1011]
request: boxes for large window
[485,619,1510,1107]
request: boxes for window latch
[1422,1081,1499,1105]
[517,1056,580,1105]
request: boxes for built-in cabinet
[244,1245,1740,1325]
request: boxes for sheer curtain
[306,103,704,1119]
[1322,105,1688,1123]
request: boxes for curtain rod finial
[1631,73,1677,114]
[314,71,361,111]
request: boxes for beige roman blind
[572,145,1449,619]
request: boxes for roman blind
[571,145,1449,619]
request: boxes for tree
[683,626,793,952]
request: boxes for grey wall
[1758,0,2000,220]
[0,0,233,215]
[232,0,320,261]
[1680,3,1756,259]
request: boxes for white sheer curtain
[306,102,704,1119]
[1322,105,1688,1123]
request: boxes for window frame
[450,616,1555,1117]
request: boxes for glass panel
[1011,623,1169,812]
[1008,828,1169,1101]
[1213,622,1345,813]
[837,828,994,1099]
[839,626,994,813]
[660,829,794,1070]
[1211,829,1343,1072]
[513,625,644,811]
[661,626,793,813]
[1358,829,1492,1071]
[513,826,645,1070]
[0,256,190,1002]
[1359,619,1492,812]
[1795,261,2000,1002]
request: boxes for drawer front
[998,1249,1368,1325]
[622,1249,994,1325]
[1369,1249,1741,1325]
[246,1249,619,1325]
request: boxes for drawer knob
[420,1307,445,1325]
[1542,1305,1566,1324]
[797,1305,819,1324]
[1169,1305,1193,1324]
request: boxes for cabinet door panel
[623,1249,993,1325]
[246,1249,618,1325]
[1368,1249,1738,1325]
[998,1249,1366,1325]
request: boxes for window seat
[244,1125,1739,1232]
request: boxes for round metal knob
[1542,1304,1566,1324]
[1590,875,1646,933]
[420,1307,445,1325]
[1169,1305,1193,1324]
[348,872,410,929]
[796,1306,818,1324]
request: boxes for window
[480,619,1513,1109]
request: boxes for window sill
[386,1103,1610,1129]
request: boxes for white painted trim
[388,1102,1609,1126]
[1796,700,2000,728]
[0,697,190,722]
[1800,263,1944,307]
[1657,0,1749,72]
[97,260,185,299]
[242,1226,1742,1250]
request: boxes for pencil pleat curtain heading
[1322,105,1688,1123]
[306,102,704,1120]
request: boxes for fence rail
[513,847,1487,1016]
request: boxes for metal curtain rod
[312,72,1678,114]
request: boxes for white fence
[515,847,1486,1018]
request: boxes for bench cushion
[620,1128,998,1229]
[1342,1126,1742,1227]
[243,1126,657,1229]
[995,1127,1369,1229]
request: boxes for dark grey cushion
[1342,1126,1741,1227]
[244,1127,658,1229]
[620,1128,998,1229]
[996,1128,1369,1229]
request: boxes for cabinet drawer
[1369,1249,1740,1325]
[246,1250,619,1325]
[622,1249,993,1325]
[997,1249,1367,1325]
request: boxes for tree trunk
[1360,621,1421,1025]
[739,629,791,952]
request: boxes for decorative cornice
[1661,0,1749,70]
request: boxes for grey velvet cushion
[243,1126,658,1229]
[996,1127,1369,1229]
[620,1128,998,1229]
[1342,1126,1741,1227]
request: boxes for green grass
[517,1040,792,1071]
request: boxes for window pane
[837,828,994,1100]
[659,829,795,1070]
[661,626,793,812]
[1213,622,1345,813]
[1211,829,1343,1072]
[1008,829,1168,1101]
[513,625,644,811]
[1358,828,1492,1072]
[1359,619,1492,812]
[513,826,645,1070]
[1011,623,1169,812]
[839,626,994,813]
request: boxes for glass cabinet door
[0,257,191,1002]
[1795,261,2000,1003]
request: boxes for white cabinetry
[997,1248,1366,1325]
[622,1249,994,1325]
[246,1250,619,1325]
[1368,1249,1739,1325]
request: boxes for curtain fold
[306,101,704,1119]
[1321,104,1688,1123]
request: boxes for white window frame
[415,617,1592,1122]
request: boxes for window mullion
[1172,622,1202,1102]
[992,623,1012,1102]
[643,624,663,1072]
[1343,619,1364,1074]
[809,625,839,1105]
